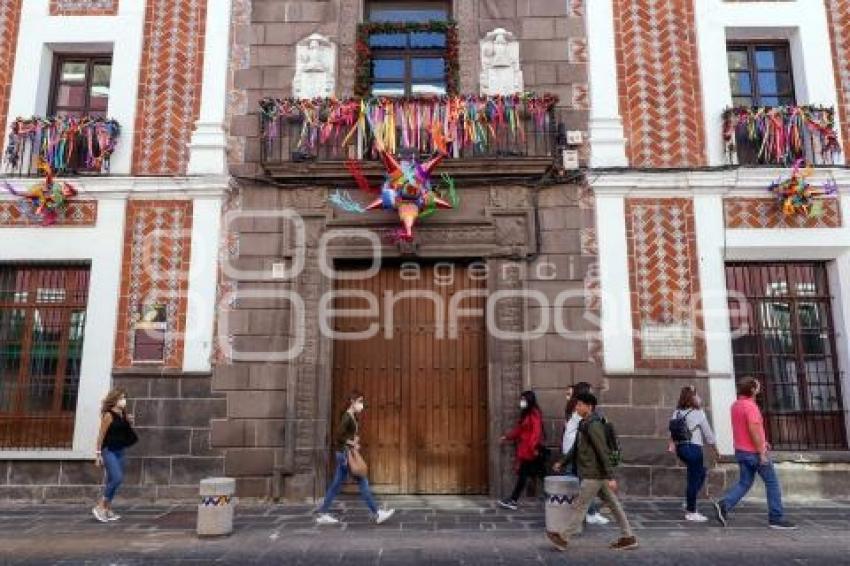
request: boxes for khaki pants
[559,479,633,541]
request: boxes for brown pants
[559,479,634,542]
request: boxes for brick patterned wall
[114,200,193,369]
[724,198,843,229]
[826,0,850,163]
[0,1,22,148]
[612,0,707,167]
[625,198,705,369]
[49,0,118,16]
[0,200,97,227]
[132,0,207,175]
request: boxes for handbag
[347,448,368,478]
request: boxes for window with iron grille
[726,262,847,450]
[727,42,795,107]
[0,264,90,450]
[366,1,451,97]
[49,54,113,119]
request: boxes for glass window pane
[758,71,779,95]
[412,57,445,79]
[756,48,789,70]
[411,82,446,95]
[372,82,405,97]
[729,72,752,96]
[370,8,448,23]
[56,84,86,108]
[410,32,446,48]
[760,95,780,107]
[727,49,749,71]
[60,62,87,83]
[373,58,405,79]
[92,64,111,88]
[732,96,753,107]
[369,33,407,48]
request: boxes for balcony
[259,96,564,180]
[723,106,841,167]
[2,117,120,177]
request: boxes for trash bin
[544,474,581,535]
[197,477,236,537]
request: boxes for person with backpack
[497,390,544,510]
[667,385,718,522]
[562,382,608,525]
[92,389,138,522]
[550,392,637,551]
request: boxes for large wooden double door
[331,262,488,494]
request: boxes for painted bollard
[544,475,581,535]
[197,477,236,537]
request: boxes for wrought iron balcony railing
[723,105,841,167]
[259,95,563,178]
[3,116,120,177]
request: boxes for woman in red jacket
[498,390,544,510]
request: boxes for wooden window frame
[727,41,796,107]
[48,53,113,118]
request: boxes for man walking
[713,377,796,530]
[549,392,638,551]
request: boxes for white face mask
[519,399,528,409]
[353,401,364,413]
[116,398,127,409]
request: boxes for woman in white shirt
[667,386,719,522]
[561,382,608,526]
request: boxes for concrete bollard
[197,477,236,537]
[544,475,581,535]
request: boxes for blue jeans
[102,447,125,503]
[318,451,378,515]
[721,450,784,522]
[675,442,706,513]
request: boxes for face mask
[353,401,364,412]
[116,398,127,409]
[519,399,528,409]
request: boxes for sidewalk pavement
[1,497,849,564]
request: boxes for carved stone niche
[479,28,524,96]
[293,33,337,99]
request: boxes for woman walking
[498,390,544,510]
[93,388,137,522]
[562,382,608,525]
[316,391,395,526]
[668,385,719,521]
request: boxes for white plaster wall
[694,0,842,166]
[0,198,126,460]
[5,0,145,175]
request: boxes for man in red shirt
[713,377,796,530]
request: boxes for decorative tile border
[49,0,119,16]
[0,200,98,226]
[114,200,193,369]
[724,198,843,229]
[0,1,22,146]
[625,198,705,369]
[826,0,850,165]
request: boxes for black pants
[510,460,539,501]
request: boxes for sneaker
[375,509,395,525]
[769,519,798,530]
[545,531,568,551]
[685,512,708,522]
[105,510,121,521]
[586,512,610,525]
[610,536,639,550]
[315,513,339,525]
[91,506,108,523]
[713,500,728,527]
[497,499,518,511]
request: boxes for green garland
[355,20,460,98]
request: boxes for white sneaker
[106,510,120,521]
[586,513,610,525]
[375,508,396,525]
[91,506,108,523]
[315,513,339,525]
[685,512,709,522]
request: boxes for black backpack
[668,409,694,443]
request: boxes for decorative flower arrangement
[5,116,120,174]
[767,159,838,218]
[354,20,460,97]
[260,94,559,158]
[2,162,78,226]
[722,105,840,165]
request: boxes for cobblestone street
[1,497,849,564]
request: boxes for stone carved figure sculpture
[293,33,336,99]
[480,28,523,96]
